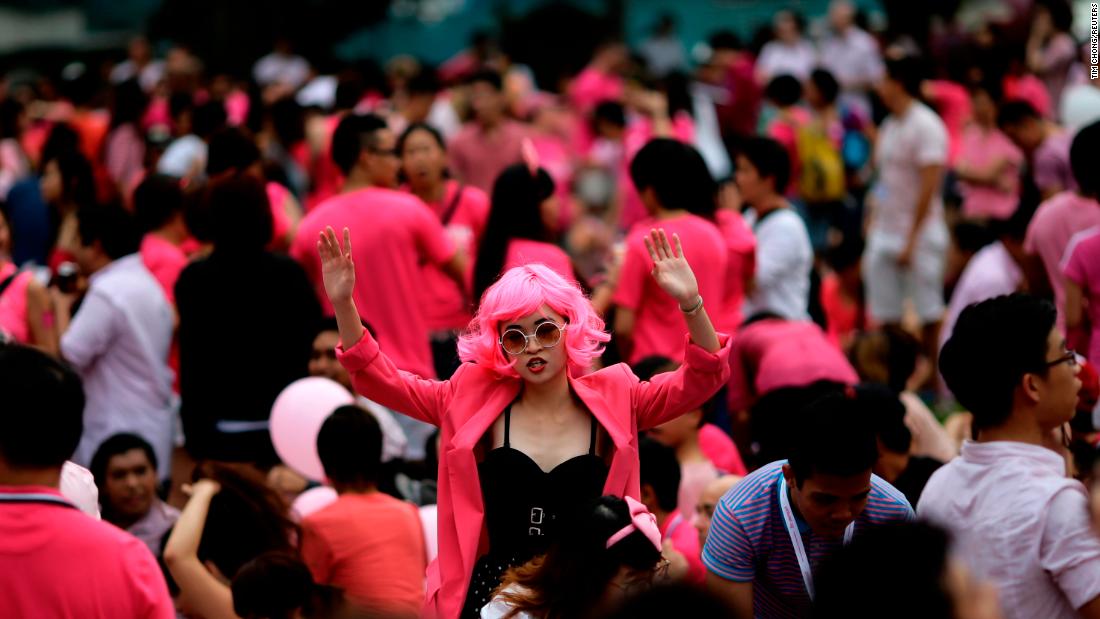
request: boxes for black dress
[460,404,609,618]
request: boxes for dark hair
[605,583,736,618]
[967,75,1003,104]
[169,92,194,121]
[639,436,681,512]
[109,79,148,130]
[330,113,389,175]
[661,72,695,119]
[0,345,85,469]
[89,433,157,488]
[472,163,556,303]
[133,174,184,234]
[814,522,954,618]
[192,101,227,139]
[231,552,320,619]
[997,100,1040,128]
[630,138,717,216]
[77,202,142,259]
[193,462,297,580]
[849,326,919,394]
[39,123,82,175]
[708,30,743,51]
[407,68,442,96]
[495,495,663,619]
[809,69,840,105]
[736,137,790,194]
[885,56,925,98]
[592,100,627,131]
[206,127,262,176]
[858,383,911,454]
[397,121,446,156]
[44,150,96,209]
[1037,0,1074,33]
[939,294,1057,430]
[1070,120,1100,197]
[0,98,23,139]
[316,405,383,486]
[788,390,879,486]
[765,74,803,107]
[207,174,273,253]
[631,355,677,382]
[467,69,503,91]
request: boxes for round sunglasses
[499,322,566,356]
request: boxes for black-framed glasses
[1044,350,1079,368]
[499,322,566,356]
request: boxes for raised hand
[644,228,700,308]
[318,226,356,304]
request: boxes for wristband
[680,295,703,316]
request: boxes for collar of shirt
[960,440,1065,475]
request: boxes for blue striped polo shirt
[701,460,914,618]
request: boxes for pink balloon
[270,377,354,481]
[291,485,339,519]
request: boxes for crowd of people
[2,0,1100,617]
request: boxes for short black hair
[44,150,96,208]
[885,56,925,98]
[815,522,954,618]
[133,174,183,234]
[765,74,803,107]
[859,384,911,454]
[231,551,314,619]
[207,174,273,253]
[736,137,790,194]
[397,121,446,156]
[638,436,681,513]
[593,100,627,129]
[967,75,1003,103]
[77,202,142,259]
[168,92,194,121]
[0,344,85,468]
[1070,120,1100,198]
[330,113,389,175]
[708,30,743,52]
[632,355,677,382]
[939,294,1057,430]
[407,69,442,96]
[788,390,879,486]
[809,69,840,105]
[192,100,227,139]
[997,100,1040,128]
[89,433,157,488]
[316,405,383,486]
[467,69,503,91]
[1037,0,1074,32]
[630,138,716,214]
[206,127,262,176]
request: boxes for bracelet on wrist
[680,295,704,316]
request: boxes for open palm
[644,228,699,306]
[318,226,356,304]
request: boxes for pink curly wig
[457,263,611,378]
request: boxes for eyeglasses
[499,322,566,356]
[1044,350,1079,368]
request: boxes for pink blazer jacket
[337,332,732,618]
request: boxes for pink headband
[606,496,662,551]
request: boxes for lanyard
[778,476,853,601]
[665,512,684,540]
[0,492,76,509]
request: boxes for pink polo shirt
[0,486,174,618]
[292,187,457,379]
[414,180,490,331]
[1024,192,1100,333]
[1063,228,1100,365]
[714,209,756,334]
[957,125,1023,220]
[140,234,188,305]
[568,66,624,115]
[503,239,575,282]
[448,120,528,193]
[727,317,859,412]
[612,214,726,364]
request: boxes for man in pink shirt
[293,113,467,379]
[134,174,189,305]
[613,139,727,365]
[920,294,1100,619]
[1023,122,1100,333]
[448,70,528,192]
[0,345,174,619]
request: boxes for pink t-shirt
[714,210,756,334]
[266,181,295,249]
[503,239,574,282]
[1025,192,1100,333]
[292,187,456,379]
[661,510,706,585]
[0,486,174,618]
[140,234,188,305]
[568,66,624,115]
[612,214,726,364]
[1063,229,1100,365]
[0,262,33,344]
[448,120,528,193]
[957,125,1024,220]
[415,180,490,331]
[925,80,972,167]
[698,423,748,477]
[727,318,859,412]
[1034,132,1078,196]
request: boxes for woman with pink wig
[317,225,729,619]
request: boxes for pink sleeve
[1064,241,1090,286]
[1040,488,1100,609]
[413,204,457,267]
[698,424,747,476]
[126,538,176,619]
[336,331,453,427]
[611,238,648,310]
[299,522,335,584]
[630,334,732,430]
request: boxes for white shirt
[919,441,1100,619]
[818,27,884,91]
[127,499,180,556]
[742,207,813,321]
[1059,83,1100,133]
[252,52,311,89]
[480,586,535,619]
[869,102,948,248]
[756,39,818,82]
[62,254,175,479]
[157,135,206,179]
